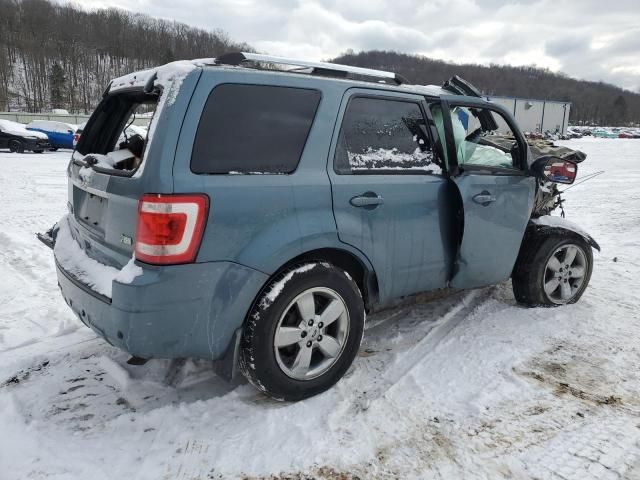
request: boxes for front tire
[512,231,593,307]
[8,140,24,153]
[239,262,365,401]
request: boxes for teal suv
[39,53,598,400]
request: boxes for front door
[439,100,536,288]
[328,90,455,303]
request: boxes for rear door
[437,98,536,288]
[328,90,454,303]
[65,72,199,269]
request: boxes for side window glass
[335,97,442,175]
[191,84,320,174]
[448,106,518,169]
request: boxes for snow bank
[53,215,142,298]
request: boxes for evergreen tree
[49,62,66,109]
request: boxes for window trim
[442,99,528,176]
[190,82,322,175]
[332,92,445,177]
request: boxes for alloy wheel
[273,287,350,380]
[543,243,588,304]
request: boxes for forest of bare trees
[1,0,638,125]
[332,50,640,126]
[0,0,249,113]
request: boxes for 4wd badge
[120,234,133,246]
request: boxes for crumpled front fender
[529,215,600,251]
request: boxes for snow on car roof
[0,119,48,139]
[108,58,216,94]
[109,57,449,99]
[27,120,76,133]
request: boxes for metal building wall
[541,102,570,134]
[514,100,545,133]
[486,96,571,135]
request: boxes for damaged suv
[40,53,599,401]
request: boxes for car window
[334,96,442,175]
[191,84,321,174]
[447,106,518,170]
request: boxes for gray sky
[84,0,640,92]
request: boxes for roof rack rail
[214,52,409,85]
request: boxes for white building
[486,96,571,135]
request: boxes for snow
[53,213,142,298]
[261,263,317,307]
[0,119,48,139]
[27,120,76,134]
[113,257,143,284]
[2,139,640,479]
[532,214,592,239]
[53,215,120,297]
[348,146,442,173]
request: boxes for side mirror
[531,155,577,184]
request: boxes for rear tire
[49,147,58,151]
[33,149,44,154]
[8,140,24,153]
[239,262,365,401]
[512,230,593,307]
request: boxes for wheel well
[273,248,378,311]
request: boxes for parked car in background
[27,120,76,150]
[40,54,599,401]
[72,122,85,148]
[0,119,50,153]
[593,129,618,138]
[73,122,147,149]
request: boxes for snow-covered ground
[1,139,639,479]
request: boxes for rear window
[75,91,156,174]
[191,84,321,174]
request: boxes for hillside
[1,1,638,125]
[332,51,640,126]
[0,0,249,113]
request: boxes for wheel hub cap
[543,243,587,304]
[273,287,350,380]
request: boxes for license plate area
[74,186,108,234]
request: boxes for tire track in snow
[352,288,491,403]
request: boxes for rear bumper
[54,257,268,360]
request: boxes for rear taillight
[134,194,209,265]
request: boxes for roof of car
[107,55,451,99]
[202,63,450,98]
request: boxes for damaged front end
[524,141,601,252]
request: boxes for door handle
[350,193,384,208]
[472,192,496,206]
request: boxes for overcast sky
[83,0,640,92]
